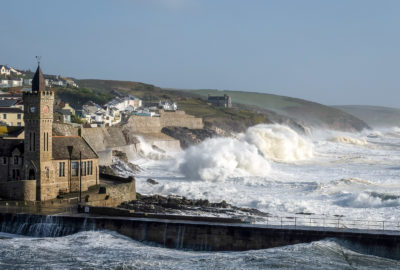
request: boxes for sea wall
[0,213,399,260]
[159,110,204,129]
[125,111,203,134]
[0,180,37,201]
[85,178,136,207]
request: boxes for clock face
[30,106,36,113]
[43,106,49,114]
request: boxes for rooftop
[0,107,23,113]
[52,136,98,160]
[0,139,24,156]
[0,100,18,107]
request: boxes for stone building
[0,65,99,201]
[207,94,232,108]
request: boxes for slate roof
[0,139,24,156]
[0,99,18,107]
[52,136,98,160]
[0,94,22,99]
[0,107,23,113]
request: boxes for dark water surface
[0,231,398,270]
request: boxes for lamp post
[67,146,73,193]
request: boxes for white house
[0,65,10,76]
[9,67,22,75]
[159,100,178,111]
[0,79,9,88]
[23,79,32,86]
[10,79,23,87]
[105,96,142,112]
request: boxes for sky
[1,0,400,107]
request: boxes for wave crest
[244,124,314,162]
[178,124,313,181]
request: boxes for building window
[17,114,21,119]
[88,161,93,175]
[3,114,6,119]
[81,161,86,176]
[59,162,65,177]
[13,156,18,165]
[72,162,79,176]
[17,122,21,126]
[2,157,7,165]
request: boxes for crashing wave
[335,191,400,208]
[244,124,314,162]
[177,124,313,182]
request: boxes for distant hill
[69,80,371,132]
[185,89,369,132]
[333,105,400,128]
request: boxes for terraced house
[0,107,24,126]
[0,65,99,201]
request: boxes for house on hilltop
[0,65,11,76]
[207,94,232,108]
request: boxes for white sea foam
[133,125,400,223]
[136,136,169,160]
[178,137,270,182]
[243,124,314,161]
[177,124,312,182]
[329,135,368,145]
[1,231,398,269]
[335,192,400,208]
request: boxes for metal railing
[1,203,399,232]
[263,216,400,231]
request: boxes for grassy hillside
[186,89,369,131]
[58,79,370,132]
[334,105,400,128]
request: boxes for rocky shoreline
[119,193,271,222]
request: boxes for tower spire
[32,58,45,92]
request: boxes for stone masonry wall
[85,179,136,207]
[0,180,37,201]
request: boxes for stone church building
[0,65,99,201]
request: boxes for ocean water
[2,124,400,269]
[0,231,398,269]
[134,124,400,224]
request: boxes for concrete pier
[0,212,399,260]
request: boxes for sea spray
[177,124,313,181]
[136,136,169,160]
[243,124,314,161]
[178,137,270,182]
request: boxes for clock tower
[23,64,55,201]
